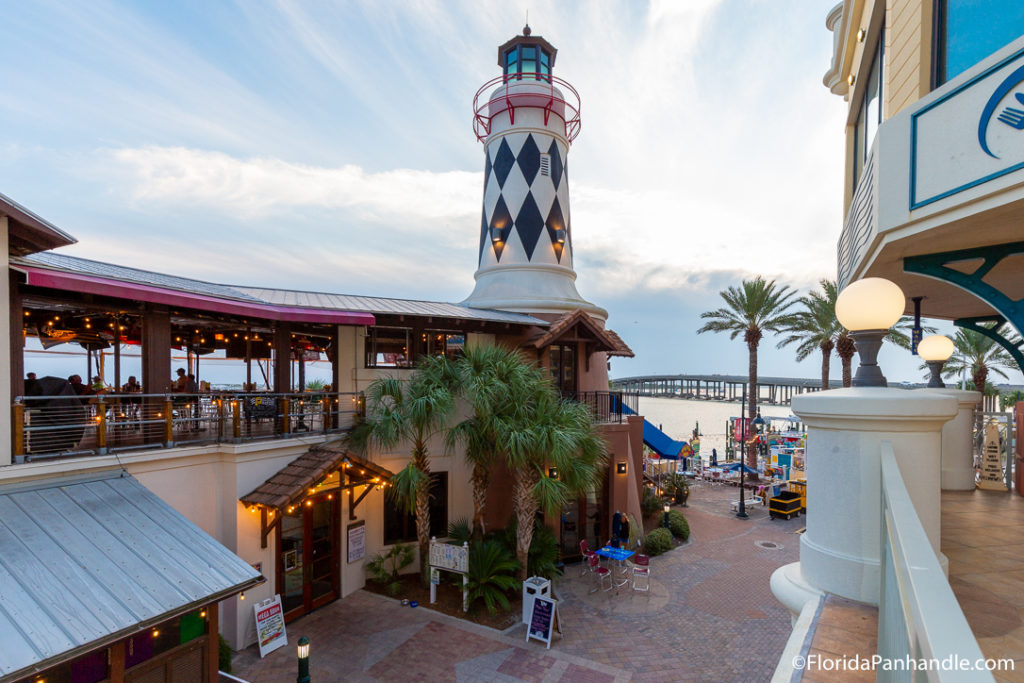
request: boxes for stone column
[771,387,957,612]
[923,388,981,491]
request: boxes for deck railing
[564,391,639,424]
[12,391,364,462]
[878,442,992,682]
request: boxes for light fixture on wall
[555,228,566,244]
[857,28,866,42]
[835,277,906,387]
[491,226,503,243]
[548,467,559,479]
[616,461,627,474]
[847,74,855,86]
[918,334,955,388]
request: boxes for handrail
[12,391,364,463]
[472,73,581,143]
[562,391,638,424]
[878,441,992,681]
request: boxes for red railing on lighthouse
[472,73,582,143]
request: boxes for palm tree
[447,344,532,538]
[698,276,799,465]
[350,354,457,586]
[496,366,606,580]
[778,279,841,390]
[941,326,1016,395]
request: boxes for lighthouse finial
[523,11,531,36]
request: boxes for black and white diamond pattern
[478,132,572,266]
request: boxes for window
[413,330,465,360]
[853,29,884,188]
[935,0,1024,86]
[365,327,412,368]
[549,344,576,396]
[505,47,518,78]
[384,472,448,544]
[540,50,551,80]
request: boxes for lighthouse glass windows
[935,0,1024,86]
[853,30,883,189]
[503,45,552,81]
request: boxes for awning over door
[0,471,262,681]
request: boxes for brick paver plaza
[233,481,803,682]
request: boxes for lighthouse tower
[462,27,606,320]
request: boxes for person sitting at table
[172,368,188,393]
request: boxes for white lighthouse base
[462,263,607,319]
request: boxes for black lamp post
[663,503,671,531]
[737,385,748,519]
[297,636,310,683]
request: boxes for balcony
[12,391,364,463]
[563,391,638,424]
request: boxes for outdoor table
[595,546,635,589]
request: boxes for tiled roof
[526,309,635,357]
[16,252,549,327]
[240,439,393,509]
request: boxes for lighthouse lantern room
[463,26,605,320]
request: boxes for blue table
[596,547,635,588]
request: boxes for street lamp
[663,503,670,532]
[835,277,906,387]
[918,334,955,388]
[297,636,310,683]
[737,384,749,519]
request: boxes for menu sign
[429,541,468,573]
[526,596,560,649]
[978,422,1008,491]
[254,595,288,657]
[348,521,366,563]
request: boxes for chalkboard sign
[526,595,560,649]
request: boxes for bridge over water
[611,374,843,406]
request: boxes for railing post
[164,397,174,447]
[232,399,241,442]
[216,399,225,442]
[96,397,107,454]
[322,397,329,433]
[12,401,25,463]
[281,397,291,435]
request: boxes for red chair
[588,553,613,593]
[580,539,597,576]
[631,553,650,592]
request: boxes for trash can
[523,576,551,625]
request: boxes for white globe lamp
[918,334,955,388]
[835,278,906,387]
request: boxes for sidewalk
[232,481,802,682]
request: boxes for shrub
[218,634,232,673]
[668,509,690,540]
[643,527,673,556]
[493,516,563,579]
[366,543,415,595]
[466,540,520,613]
[641,488,662,518]
[448,517,472,545]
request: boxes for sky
[2,0,1017,386]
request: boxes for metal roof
[0,471,262,680]
[237,286,549,325]
[0,192,77,255]
[16,252,548,327]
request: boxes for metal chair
[588,553,613,593]
[631,553,651,591]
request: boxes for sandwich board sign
[978,422,1008,491]
[254,595,288,657]
[526,595,561,649]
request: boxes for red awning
[18,266,376,326]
